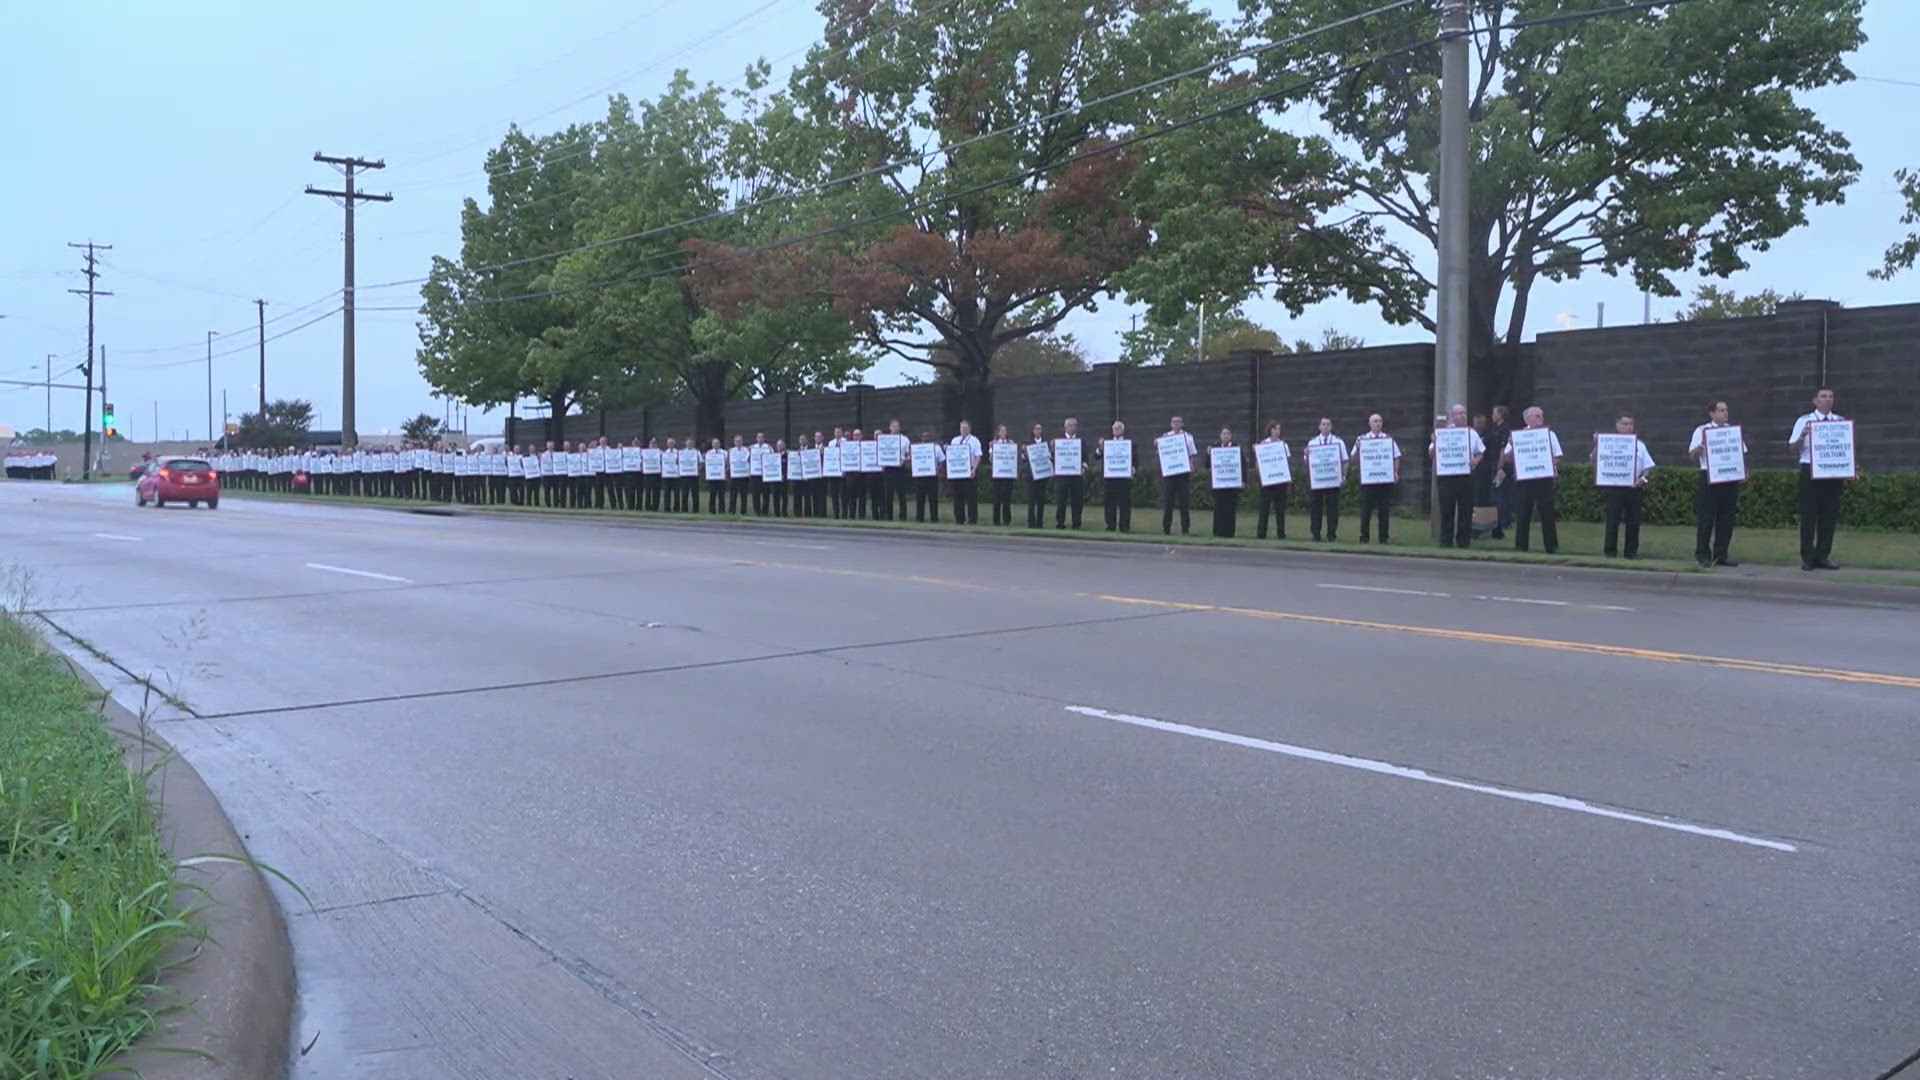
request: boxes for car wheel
[206,499,219,510]
[189,501,200,509]
[154,496,165,509]
[135,492,145,507]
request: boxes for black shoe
[1802,561,1817,571]
[1440,540,1454,548]
[1817,559,1840,570]
[1358,536,1369,544]
[1697,557,1713,569]
[1714,558,1740,568]
[1624,552,1637,560]
[1490,529,1505,540]
[1605,551,1618,559]
[1311,535,1322,543]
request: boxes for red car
[135,455,220,509]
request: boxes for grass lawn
[222,488,1920,575]
[0,614,192,1078]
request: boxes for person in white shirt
[1304,417,1347,542]
[914,429,945,522]
[1593,414,1655,559]
[1501,405,1565,553]
[949,420,983,524]
[1256,421,1291,541]
[1688,400,1745,567]
[1053,417,1087,530]
[1210,427,1242,538]
[988,424,1018,526]
[1099,419,1135,533]
[705,438,728,514]
[1158,416,1199,536]
[1350,412,1402,544]
[1025,422,1051,528]
[1428,403,1486,548]
[1788,387,1846,570]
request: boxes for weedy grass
[0,614,195,1079]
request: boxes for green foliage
[932,333,1090,379]
[1872,167,1920,280]
[0,616,192,1079]
[399,413,444,444]
[1673,285,1806,322]
[1241,0,1865,400]
[232,399,314,450]
[1554,465,1920,532]
[8,430,127,446]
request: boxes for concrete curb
[49,652,296,1080]
[227,492,1920,609]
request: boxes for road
[4,480,1917,1080]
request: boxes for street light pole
[45,354,54,432]
[206,331,215,444]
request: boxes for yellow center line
[1092,594,1920,690]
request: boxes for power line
[307,153,394,449]
[356,0,1425,293]
[106,309,343,371]
[365,0,1701,315]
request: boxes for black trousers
[1103,478,1132,532]
[1212,489,1240,537]
[1257,483,1290,539]
[885,467,908,519]
[1161,474,1191,534]
[771,481,788,517]
[1513,478,1558,553]
[828,476,845,517]
[951,477,979,524]
[753,478,768,515]
[1693,474,1737,562]
[915,476,941,521]
[1308,488,1341,540]
[685,477,700,513]
[1358,483,1394,542]
[848,473,869,518]
[707,481,726,514]
[1026,478,1049,527]
[1054,476,1084,529]
[727,478,747,514]
[1798,467,1843,562]
[1606,487,1645,557]
[1436,474,1474,546]
[991,478,1014,526]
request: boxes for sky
[2,0,1916,442]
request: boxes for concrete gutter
[432,502,1920,610]
[51,651,296,1080]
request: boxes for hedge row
[997,466,1918,532]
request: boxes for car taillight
[205,470,217,479]
[157,468,172,479]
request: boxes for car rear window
[167,459,212,471]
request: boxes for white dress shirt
[1688,422,1746,471]
[1787,410,1838,465]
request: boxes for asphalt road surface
[5,480,1917,1080]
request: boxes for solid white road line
[1317,583,1451,598]
[1063,705,1795,853]
[304,562,413,583]
[93,533,144,542]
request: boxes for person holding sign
[1591,414,1655,559]
[1790,387,1854,570]
[1157,416,1199,536]
[1689,400,1746,567]
[1100,420,1135,533]
[1053,417,1087,530]
[847,428,871,519]
[766,438,789,516]
[988,424,1018,526]
[1209,428,1243,538]
[1254,422,1292,540]
[882,420,909,520]
[948,420,983,524]
[680,440,701,513]
[660,438,681,511]
[705,439,727,514]
[1025,423,1052,528]
[912,430,944,521]
[1350,413,1401,544]
[1428,404,1484,547]
[1304,418,1347,542]
[1501,406,1564,553]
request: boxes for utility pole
[306,153,391,449]
[67,241,111,479]
[1433,0,1470,536]
[256,298,268,413]
[45,355,54,432]
[206,331,216,443]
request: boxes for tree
[233,399,314,449]
[1873,168,1920,280]
[553,75,864,441]
[417,124,604,421]
[691,0,1369,429]
[1242,0,1865,408]
[1121,306,1280,365]
[933,332,1089,379]
[1287,328,1366,353]
[400,413,444,444]
[1673,284,1806,322]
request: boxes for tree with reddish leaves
[688,0,1277,427]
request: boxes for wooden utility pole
[305,154,390,449]
[256,298,268,413]
[67,241,111,479]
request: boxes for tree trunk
[545,390,570,444]
[689,360,730,446]
[950,333,995,437]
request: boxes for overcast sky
[3,0,1915,441]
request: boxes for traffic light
[103,402,116,438]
